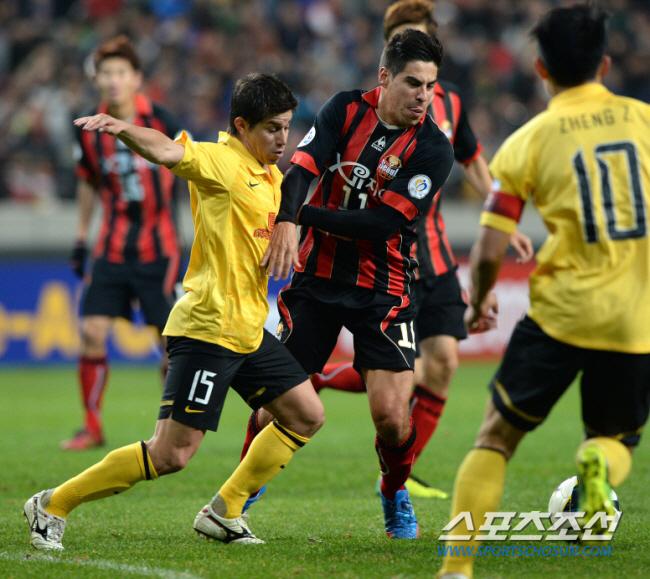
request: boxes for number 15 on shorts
[188,370,215,405]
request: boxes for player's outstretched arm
[74,114,184,168]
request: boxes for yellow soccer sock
[576,437,631,488]
[217,420,309,518]
[47,441,158,518]
[438,448,507,579]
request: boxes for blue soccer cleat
[380,487,419,539]
[242,485,266,515]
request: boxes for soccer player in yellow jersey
[23,73,325,550]
[438,5,650,578]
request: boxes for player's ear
[534,57,548,81]
[234,117,249,137]
[598,55,611,81]
[378,67,391,88]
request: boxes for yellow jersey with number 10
[163,131,281,353]
[482,83,650,353]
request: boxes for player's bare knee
[81,318,109,350]
[302,402,325,436]
[287,399,325,438]
[474,410,524,460]
[148,445,192,475]
[373,413,409,445]
[418,351,457,396]
[421,359,456,394]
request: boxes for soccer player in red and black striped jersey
[247,29,455,539]
[63,36,183,451]
[308,0,534,499]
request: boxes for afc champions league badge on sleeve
[298,126,316,148]
[408,175,432,199]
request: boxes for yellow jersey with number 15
[482,83,650,353]
[163,131,281,353]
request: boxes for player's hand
[74,114,125,136]
[260,221,301,281]
[70,240,88,279]
[509,230,534,264]
[465,291,498,334]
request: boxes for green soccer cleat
[576,445,617,543]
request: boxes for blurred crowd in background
[0,0,649,207]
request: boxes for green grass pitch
[0,363,648,579]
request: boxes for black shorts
[158,332,308,431]
[277,274,417,374]
[491,316,650,446]
[414,271,467,352]
[82,257,179,331]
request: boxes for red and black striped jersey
[414,80,483,280]
[75,94,182,264]
[292,86,454,296]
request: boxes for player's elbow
[160,143,184,168]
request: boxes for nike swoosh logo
[249,182,260,187]
[185,406,205,413]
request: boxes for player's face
[239,111,293,167]
[94,57,142,108]
[378,60,438,127]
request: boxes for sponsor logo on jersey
[298,126,316,148]
[377,155,402,180]
[408,174,432,199]
[372,136,386,151]
[254,212,276,240]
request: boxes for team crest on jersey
[372,136,386,151]
[298,126,316,148]
[377,155,401,180]
[408,174,432,199]
[440,119,453,140]
[275,322,284,338]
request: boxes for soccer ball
[548,476,620,518]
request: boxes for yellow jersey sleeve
[480,123,538,233]
[170,131,236,189]
[488,123,538,205]
[479,209,519,234]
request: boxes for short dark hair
[379,28,443,77]
[94,35,141,71]
[530,4,608,88]
[228,73,298,134]
[383,0,438,41]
